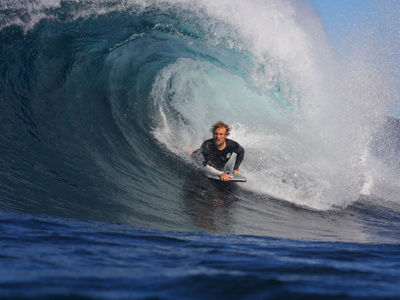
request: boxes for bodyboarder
[190,121,245,182]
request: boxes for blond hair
[210,121,231,135]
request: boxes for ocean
[1,0,400,299]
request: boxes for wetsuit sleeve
[233,144,244,171]
[191,141,207,166]
[204,165,223,177]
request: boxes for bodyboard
[205,172,247,182]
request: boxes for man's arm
[190,141,207,166]
[204,165,232,181]
[233,144,245,173]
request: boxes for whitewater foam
[146,0,395,210]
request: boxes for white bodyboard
[205,172,247,182]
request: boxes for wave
[1,0,399,239]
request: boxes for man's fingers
[221,173,232,181]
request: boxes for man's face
[213,127,228,147]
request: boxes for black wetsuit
[192,138,245,172]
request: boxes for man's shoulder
[226,139,244,152]
[201,139,214,149]
[226,138,239,147]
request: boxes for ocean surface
[1,0,400,299]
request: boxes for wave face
[1,0,399,241]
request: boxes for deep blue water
[1,209,400,299]
[1,0,400,299]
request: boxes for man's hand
[233,170,241,175]
[220,173,232,182]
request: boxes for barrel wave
[1,0,399,242]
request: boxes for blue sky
[307,0,376,44]
[307,0,400,118]
[307,0,392,54]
